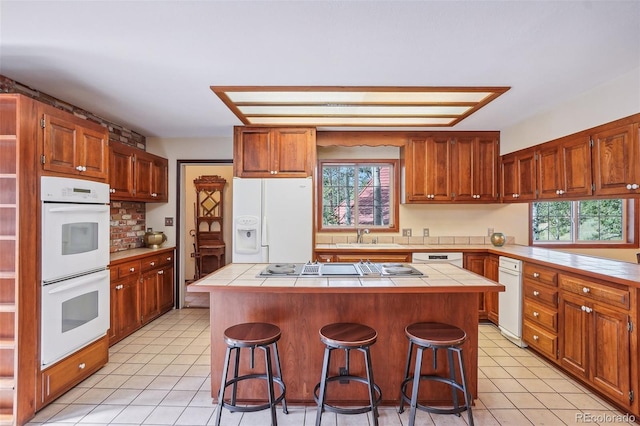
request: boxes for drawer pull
[158,270,164,275]
[150,262,155,266]
[533,335,539,341]
[533,311,539,317]
[78,363,86,369]
[166,257,172,261]
[129,267,135,272]
[582,287,590,293]
[533,290,540,296]
[532,272,540,278]
[581,306,593,313]
[116,285,123,290]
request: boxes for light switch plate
[165,217,174,226]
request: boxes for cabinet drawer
[113,260,141,279]
[559,274,630,310]
[523,263,558,287]
[158,252,174,267]
[141,255,162,271]
[523,321,558,360]
[523,300,557,332]
[523,281,558,308]
[41,336,108,404]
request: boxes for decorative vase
[490,232,506,247]
[143,229,167,248]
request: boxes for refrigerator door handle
[261,215,268,247]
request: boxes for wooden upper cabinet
[537,135,592,199]
[451,135,499,202]
[500,148,537,202]
[405,136,452,202]
[109,141,169,202]
[233,127,315,177]
[42,109,108,181]
[591,123,640,196]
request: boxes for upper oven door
[42,202,110,283]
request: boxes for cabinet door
[158,266,174,311]
[516,150,537,201]
[406,136,451,201]
[463,254,486,317]
[561,136,592,197]
[152,156,168,202]
[272,128,314,176]
[42,113,79,176]
[590,304,631,405]
[110,276,141,344]
[452,136,498,202]
[234,128,273,177]
[592,124,640,196]
[109,145,135,199]
[140,271,160,324]
[537,142,563,199]
[484,254,499,324]
[500,153,518,199]
[134,153,154,200]
[78,126,108,180]
[559,292,589,378]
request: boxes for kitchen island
[188,262,504,406]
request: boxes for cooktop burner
[264,263,303,275]
[258,262,424,277]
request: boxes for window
[319,160,399,231]
[532,199,636,246]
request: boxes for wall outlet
[423,228,430,237]
[402,228,412,237]
[487,227,494,236]
[165,217,174,226]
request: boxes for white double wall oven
[40,177,111,367]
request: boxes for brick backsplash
[0,75,146,149]
[110,201,146,252]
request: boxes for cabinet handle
[166,257,172,261]
[116,284,123,290]
[555,189,565,195]
[533,335,539,341]
[129,267,135,272]
[78,363,86,369]
[150,262,155,266]
[158,270,164,275]
[75,165,82,171]
[533,290,540,296]
[582,287,590,293]
[533,311,539,317]
[532,272,540,278]
[627,183,639,190]
[581,305,593,313]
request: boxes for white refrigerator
[232,177,313,263]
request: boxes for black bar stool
[314,322,382,426]
[214,322,287,426]
[399,322,473,426]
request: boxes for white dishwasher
[498,256,527,347]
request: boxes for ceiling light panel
[211,86,510,127]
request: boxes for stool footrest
[313,375,382,415]
[220,374,287,414]
[399,375,470,416]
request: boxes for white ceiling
[1,1,639,139]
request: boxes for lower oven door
[41,269,110,367]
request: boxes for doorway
[177,160,233,308]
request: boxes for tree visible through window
[532,199,625,243]
[320,161,396,230]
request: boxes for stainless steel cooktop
[258,261,424,277]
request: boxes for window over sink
[318,159,399,232]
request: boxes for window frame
[529,198,639,248]
[317,159,400,233]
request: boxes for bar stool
[214,322,287,426]
[399,322,473,426]
[314,322,382,426]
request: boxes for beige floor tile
[477,392,515,409]
[491,356,523,367]
[102,389,143,405]
[532,392,576,409]
[470,409,500,425]
[490,378,527,393]
[72,388,115,404]
[147,375,182,390]
[482,347,512,357]
[542,378,587,393]
[503,392,546,408]
[528,366,566,379]
[503,365,539,379]
[515,378,554,393]
[77,404,125,423]
[479,366,512,379]
[131,389,170,406]
[478,378,500,392]
[159,390,198,407]
[520,408,565,425]
[173,376,207,391]
[142,405,185,424]
[489,408,534,425]
[174,406,215,425]
[478,356,499,367]
[562,393,610,410]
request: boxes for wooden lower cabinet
[40,336,108,406]
[109,249,175,345]
[463,253,499,324]
[559,275,634,409]
[522,263,560,360]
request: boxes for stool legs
[314,346,332,426]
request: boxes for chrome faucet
[356,228,370,244]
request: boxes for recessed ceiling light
[211,86,510,127]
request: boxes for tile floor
[26,309,636,425]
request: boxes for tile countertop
[316,243,640,287]
[188,262,504,293]
[109,246,176,263]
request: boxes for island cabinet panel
[500,148,537,202]
[42,107,109,181]
[591,123,640,196]
[207,291,481,406]
[233,126,315,177]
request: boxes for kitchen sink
[335,243,403,248]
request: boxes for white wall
[501,66,640,154]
